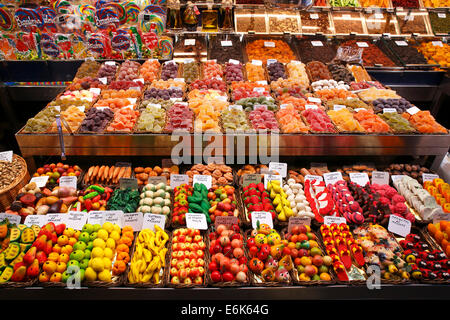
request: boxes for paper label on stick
[24,215,48,227]
[186,213,208,230]
[87,211,104,225]
[391,175,406,183]
[46,214,68,225]
[185,39,196,46]
[103,210,124,228]
[422,173,439,182]
[311,41,323,47]
[251,211,273,229]
[252,60,262,66]
[242,174,262,187]
[371,171,389,185]
[59,176,77,190]
[333,104,346,111]
[310,13,319,19]
[105,61,116,66]
[0,213,21,225]
[193,175,212,189]
[375,13,384,19]
[228,104,243,111]
[308,97,321,104]
[229,59,240,65]
[119,178,138,190]
[438,13,446,18]
[76,106,85,113]
[269,162,287,178]
[433,212,450,224]
[142,213,166,231]
[264,41,275,48]
[406,106,420,115]
[288,216,311,232]
[305,104,318,110]
[264,174,282,189]
[89,88,101,95]
[30,175,49,188]
[395,40,408,46]
[147,176,167,185]
[214,216,238,228]
[324,216,346,226]
[323,172,343,186]
[256,80,268,85]
[432,41,443,47]
[267,59,277,65]
[170,174,189,188]
[221,41,232,47]
[304,175,323,182]
[356,42,369,48]
[383,108,397,113]
[66,212,87,230]
[98,77,107,84]
[388,215,411,237]
[123,212,143,231]
[349,172,370,186]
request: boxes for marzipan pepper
[73,184,113,212]
[172,184,193,226]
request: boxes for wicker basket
[0,154,29,212]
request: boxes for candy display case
[428,10,450,35]
[299,10,335,35]
[396,10,434,36]
[234,8,268,33]
[364,10,400,35]
[267,9,301,34]
[332,11,368,35]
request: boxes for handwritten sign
[66,212,87,230]
[0,151,13,162]
[193,175,212,189]
[123,212,143,231]
[323,172,343,186]
[324,216,347,226]
[371,171,389,185]
[288,216,311,232]
[242,174,262,187]
[186,213,208,230]
[251,211,273,229]
[170,174,189,188]
[388,215,411,237]
[142,213,166,231]
[349,172,370,187]
[268,162,287,178]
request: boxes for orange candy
[246,39,296,63]
[49,106,86,133]
[245,63,266,82]
[353,109,391,133]
[314,88,357,102]
[327,108,365,132]
[94,98,135,113]
[402,110,448,134]
[276,104,309,133]
[203,60,223,79]
[105,108,139,132]
[101,89,141,99]
[139,59,160,82]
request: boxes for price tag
[308,97,321,104]
[324,216,347,226]
[383,108,397,113]
[24,215,48,227]
[252,60,262,66]
[170,174,189,188]
[395,40,408,47]
[242,174,262,187]
[251,211,273,229]
[53,105,61,112]
[89,88,101,95]
[105,61,116,66]
[269,162,287,178]
[333,104,346,111]
[228,104,243,111]
[388,215,411,237]
[0,213,21,225]
[253,87,266,94]
[46,214,68,225]
[438,13,446,18]
[183,58,195,64]
[432,41,443,47]
[406,106,420,115]
[87,211,104,225]
[305,104,318,110]
[433,212,450,224]
[165,60,176,66]
[304,175,323,182]
[288,216,311,232]
[59,176,77,190]
[66,212,87,230]
[404,14,414,21]
[76,106,86,113]
[126,98,137,105]
[119,178,138,190]
[142,213,166,232]
[391,175,406,183]
[229,59,240,65]
[342,14,351,19]
[311,41,323,47]
[356,42,369,48]
[323,172,343,186]
[103,211,124,228]
[193,175,212,189]
[185,39,196,46]
[264,41,275,48]
[123,212,143,231]
[256,80,268,85]
[422,173,439,182]
[371,171,390,185]
[186,213,208,230]
[95,106,111,111]
[264,174,282,189]
[221,41,232,47]
[310,13,319,19]
[214,216,238,228]
[267,59,277,65]
[29,175,49,188]
[354,108,366,112]
[375,13,384,19]
[174,78,185,83]
[290,60,301,65]
[133,78,144,84]
[148,103,162,109]
[349,172,370,187]
[98,77,108,84]
[147,176,167,185]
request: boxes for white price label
[264,41,275,48]
[323,172,343,186]
[268,162,287,178]
[310,13,319,20]
[406,106,420,115]
[311,41,323,47]
[66,212,87,230]
[170,174,190,188]
[404,14,414,21]
[76,106,85,113]
[252,60,263,66]
[95,106,111,111]
[105,61,116,66]
[185,39,196,46]
[256,80,268,85]
[88,211,105,225]
[142,213,166,231]
[375,13,384,19]
[305,104,318,110]
[89,88,101,95]
[193,175,212,189]
[395,41,408,47]
[229,59,240,65]
[174,78,185,83]
[267,59,277,65]
[264,174,282,189]
[438,13,446,18]
[29,175,49,188]
[354,108,366,112]
[432,41,443,47]
[186,213,208,230]
[24,215,48,227]
[342,14,352,19]
[280,104,289,109]
[46,214,68,225]
[221,41,232,47]
[308,97,321,104]
[59,176,77,190]
[391,175,406,183]
[324,216,347,226]
[251,211,273,229]
[422,173,439,182]
[53,105,61,112]
[383,108,397,113]
[388,214,411,237]
[433,212,450,224]
[127,98,137,105]
[371,171,390,185]
[0,213,21,225]
[349,172,370,187]
[183,58,195,64]
[148,103,162,109]
[228,104,243,111]
[357,42,369,48]
[103,210,124,228]
[304,175,323,182]
[98,77,108,84]
[123,212,143,231]
[133,78,144,84]
[288,217,311,232]
[253,87,266,94]
[333,104,346,111]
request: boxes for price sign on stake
[242,174,262,187]
[422,173,439,182]
[147,176,167,185]
[264,41,275,47]
[383,108,397,113]
[119,178,138,190]
[123,212,143,231]
[221,41,232,47]
[229,59,240,65]
[252,60,262,66]
[323,172,343,186]
[310,13,319,19]
[0,150,13,162]
[24,215,48,227]
[391,175,406,183]
[0,213,21,225]
[66,212,87,230]
[288,216,311,232]
[193,175,212,189]
[268,162,287,178]
[433,212,450,224]
[88,211,104,225]
[304,175,323,182]
[371,171,390,185]
[311,41,323,47]
[170,174,189,188]
[388,215,411,237]
[349,172,370,186]
[324,216,346,226]
[59,176,77,190]
[89,88,101,95]
[395,40,408,47]
[264,174,282,189]
[30,176,49,188]
[46,214,68,225]
[142,213,166,231]
[407,106,420,115]
[185,39,196,46]
[333,104,346,111]
[251,211,273,229]
[356,42,369,48]
[186,213,208,230]
[103,211,124,228]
